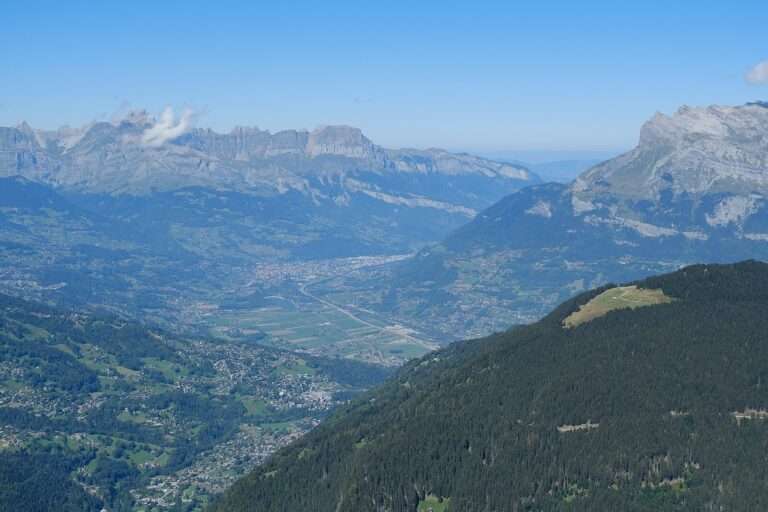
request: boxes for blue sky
[2,1,767,153]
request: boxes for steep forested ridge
[213,260,768,511]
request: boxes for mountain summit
[574,102,768,200]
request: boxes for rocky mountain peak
[574,102,768,201]
[306,125,375,158]
[1,124,37,147]
[15,121,35,136]
[638,103,768,147]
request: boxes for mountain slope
[0,176,213,323]
[334,102,768,338]
[0,292,390,510]
[213,260,768,511]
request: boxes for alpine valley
[3,101,768,512]
[0,114,536,364]
[6,3,768,512]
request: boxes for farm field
[205,292,436,366]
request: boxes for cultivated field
[206,295,436,366]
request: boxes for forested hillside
[0,294,390,510]
[213,260,768,511]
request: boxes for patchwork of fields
[203,285,437,366]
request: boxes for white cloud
[746,60,768,85]
[141,107,195,147]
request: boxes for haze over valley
[2,2,768,511]
[0,116,537,366]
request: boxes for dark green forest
[212,260,768,511]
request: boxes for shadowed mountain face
[212,261,768,512]
[339,102,768,339]
[0,117,536,332]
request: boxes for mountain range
[0,114,536,332]
[2,112,533,205]
[334,102,768,338]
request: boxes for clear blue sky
[2,0,766,153]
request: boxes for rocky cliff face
[306,125,378,159]
[550,102,768,241]
[574,102,768,201]
[0,114,535,202]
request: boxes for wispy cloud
[746,60,768,85]
[141,107,195,147]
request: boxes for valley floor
[189,255,439,366]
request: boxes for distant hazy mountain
[214,261,768,511]
[0,114,536,333]
[1,114,534,208]
[338,102,768,338]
